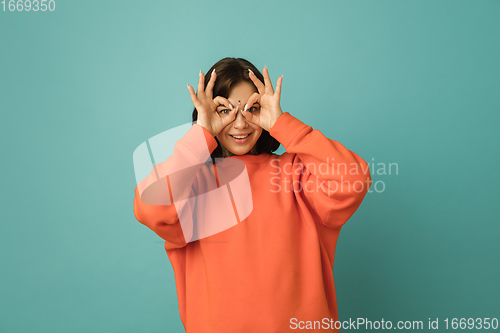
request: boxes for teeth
[232,134,249,139]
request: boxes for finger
[275,75,283,103]
[241,107,258,126]
[263,66,275,95]
[243,92,261,112]
[187,84,202,111]
[206,69,216,100]
[221,108,238,127]
[197,70,206,101]
[248,69,266,95]
[213,96,233,111]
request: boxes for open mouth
[229,133,250,139]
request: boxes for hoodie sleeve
[269,112,372,229]
[133,124,218,249]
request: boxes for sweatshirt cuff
[184,124,218,158]
[269,112,310,149]
[199,124,218,154]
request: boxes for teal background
[1,0,499,332]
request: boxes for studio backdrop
[1,0,499,332]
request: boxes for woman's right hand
[187,69,237,137]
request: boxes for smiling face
[216,81,262,156]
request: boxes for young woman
[133,57,372,332]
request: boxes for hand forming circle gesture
[187,70,237,137]
[243,66,283,132]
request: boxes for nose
[232,104,248,129]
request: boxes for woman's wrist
[196,120,215,137]
[269,109,284,130]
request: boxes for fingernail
[199,70,202,77]
[211,69,215,76]
[244,104,248,112]
[229,103,233,109]
[248,69,254,75]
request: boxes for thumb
[221,108,237,127]
[241,108,259,126]
[241,92,260,125]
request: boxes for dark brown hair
[191,57,280,159]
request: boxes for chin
[227,146,254,156]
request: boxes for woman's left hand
[243,66,283,132]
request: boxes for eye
[248,106,259,113]
[218,109,231,115]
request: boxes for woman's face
[216,81,262,156]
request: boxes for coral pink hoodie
[134,112,371,332]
